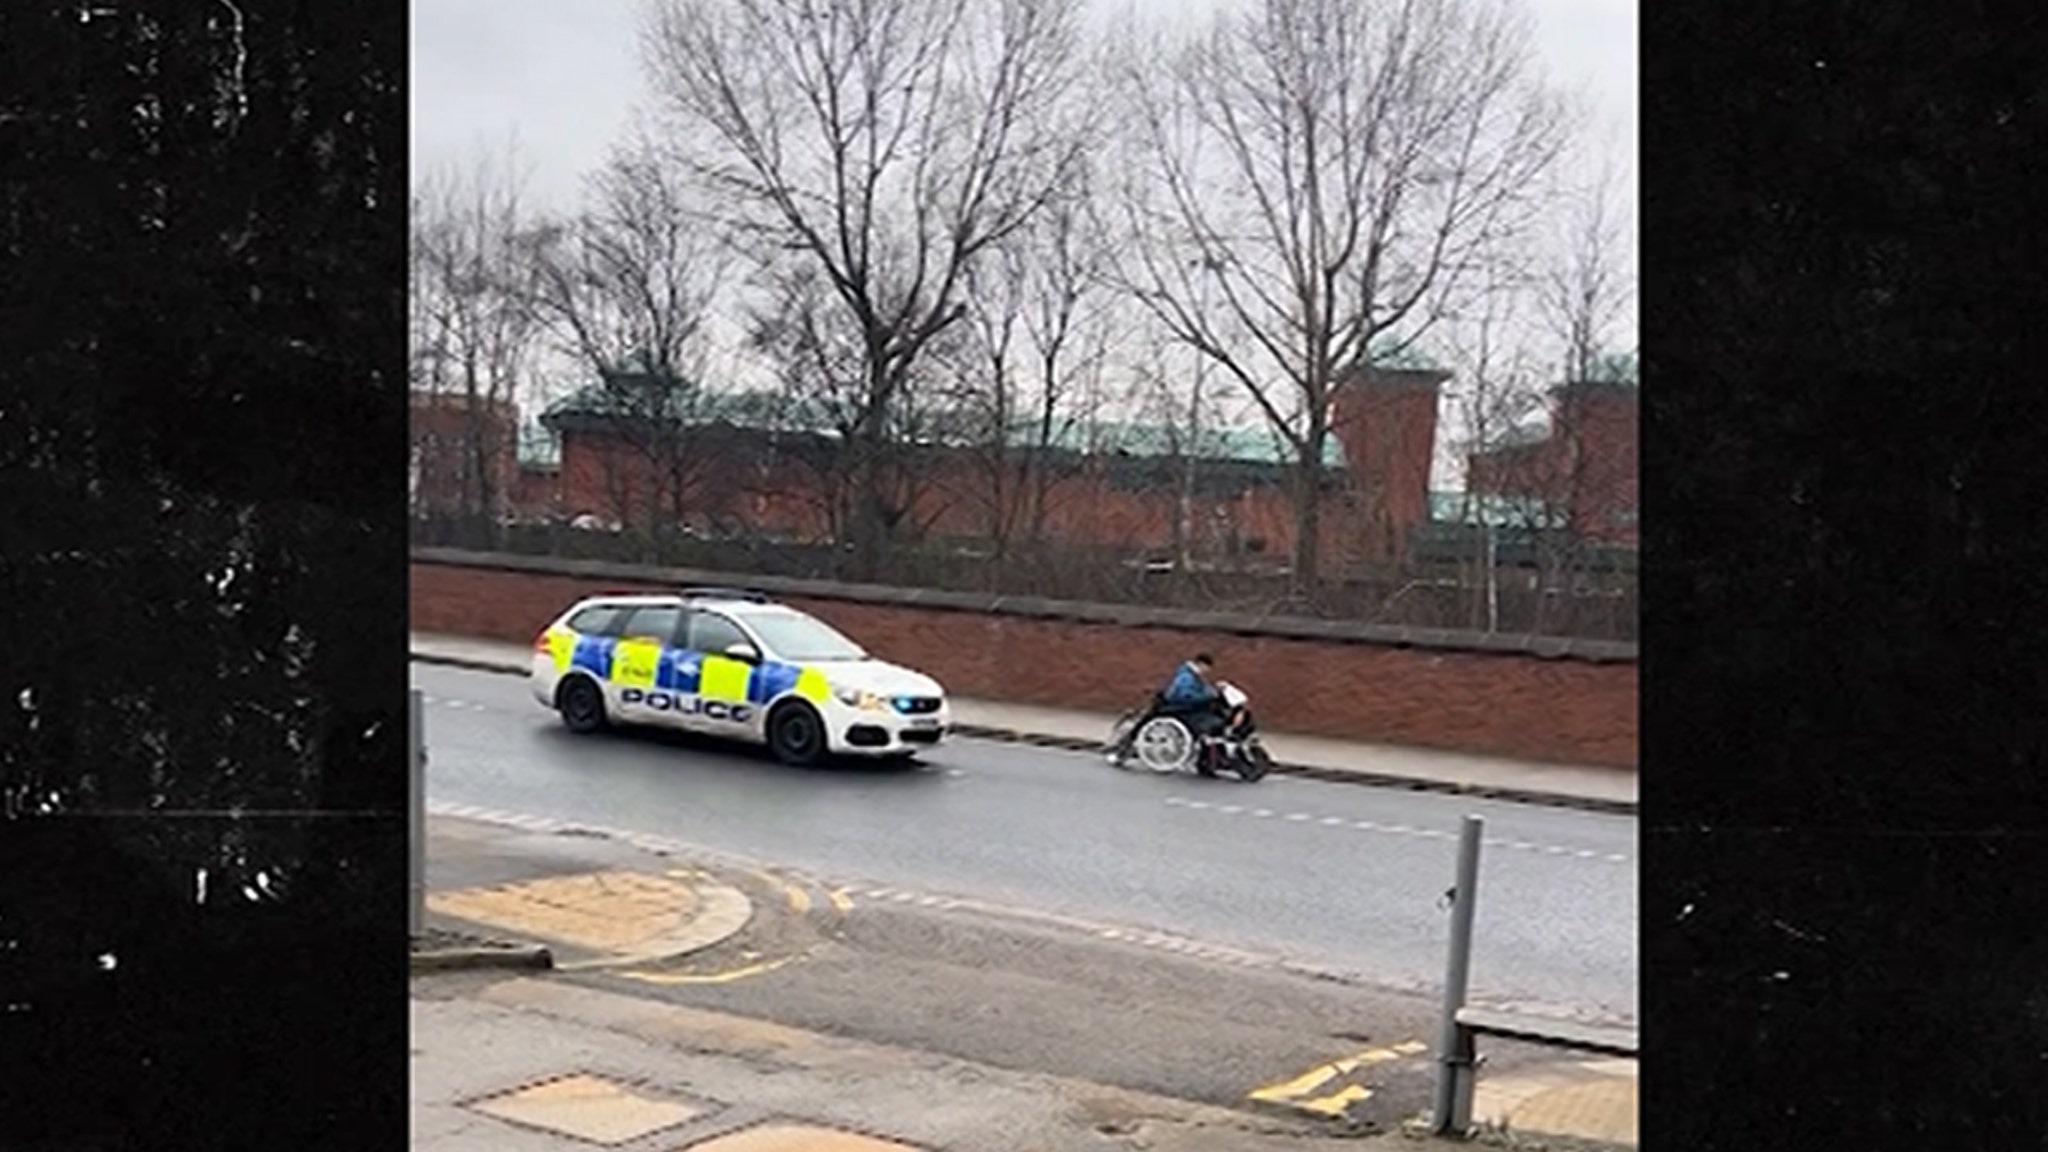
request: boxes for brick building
[1326,366,1449,564]
[1465,379,1639,545]
[408,390,518,520]
[476,362,1635,573]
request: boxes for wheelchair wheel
[1236,740,1273,782]
[1134,715,1193,774]
[1105,711,1144,768]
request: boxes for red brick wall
[1465,383,1638,545]
[552,426,1310,556]
[412,557,1636,768]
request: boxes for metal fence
[409,515,1637,641]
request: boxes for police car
[530,587,951,765]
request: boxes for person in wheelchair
[1111,652,1225,763]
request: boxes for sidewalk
[412,814,1637,1151]
[411,631,1635,812]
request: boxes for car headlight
[831,685,887,711]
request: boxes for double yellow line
[765,870,854,916]
[1247,1040,1429,1116]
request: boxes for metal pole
[409,687,425,938]
[1431,815,1485,1136]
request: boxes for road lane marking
[1248,1041,1428,1115]
[1166,796,1633,864]
[827,888,854,914]
[618,955,798,985]
[1248,1063,1343,1103]
[430,802,1609,988]
[1297,1084,1373,1115]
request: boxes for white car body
[529,591,951,761]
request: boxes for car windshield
[744,611,868,662]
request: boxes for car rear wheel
[556,676,608,735]
[768,701,826,766]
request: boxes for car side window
[618,605,684,645]
[566,604,627,636]
[686,611,753,657]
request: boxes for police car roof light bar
[679,586,773,604]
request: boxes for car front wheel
[768,701,827,766]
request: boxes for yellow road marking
[617,955,797,985]
[827,888,854,914]
[1247,1041,1428,1109]
[1248,1063,1343,1103]
[1297,1084,1373,1116]
[784,884,811,914]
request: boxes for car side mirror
[724,642,762,665]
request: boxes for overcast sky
[411,0,1637,214]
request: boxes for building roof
[541,377,1350,468]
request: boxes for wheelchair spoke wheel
[1135,716,1192,774]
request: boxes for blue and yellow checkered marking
[559,627,834,711]
[697,655,751,703]
[751,661,800,704]
[571,636,615,678]
[611,637,662,688]
[656,648,702,693]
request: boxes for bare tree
[1519,148,1636,626]
[520,137,731,551]
[1539,151,1634,386]
[948,168,1115,580]
[640,0,1091,578]
[1438,261,1548,632]
[1110,0,1569,603]
[409,145,544,539]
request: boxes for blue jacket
[1161,662,1218,707]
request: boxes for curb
[549,873,756,973]
[410,650,1635,816]
[410,943,554,975]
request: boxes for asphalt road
[412,661,1637,1025]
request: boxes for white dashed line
[1166,796,1633,864]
